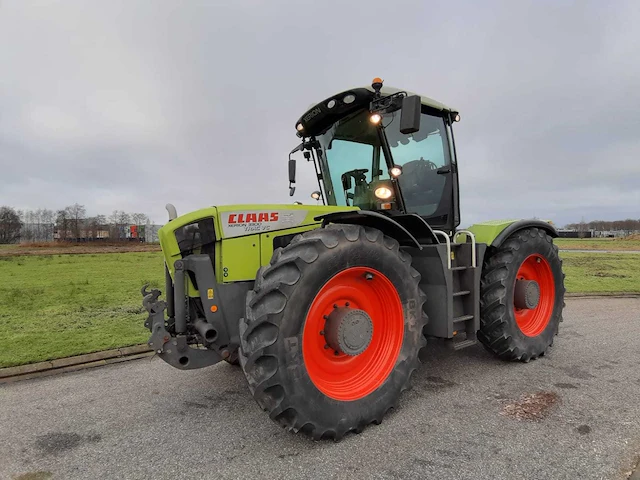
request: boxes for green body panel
[157,204,358,289]
[465,219,520,246]
[466,219,555,246]
[219,235,261,283]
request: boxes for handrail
[432,230,452,269]
[453,230,477,268]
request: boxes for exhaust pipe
[195,319,218,343]
[166,203,177,221]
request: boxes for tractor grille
[174,217,217,289]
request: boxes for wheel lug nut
[333,304,338,309]
[345,302,350,307]
[324,344,330,349]
[365,272,374,280]
[320,330,325,336]
[334,351,339,356]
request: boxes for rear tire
[478,227,565,362]
[238,224,428,440]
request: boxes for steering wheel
[343,168,369,181]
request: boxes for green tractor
[141,78,565,440]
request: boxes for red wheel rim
[302,267,404,401]
[514,254,555,337]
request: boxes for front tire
[478,227,565,362]
[238,224,428,440]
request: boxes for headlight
[389,165,402,177]
[296,123,304,132]
[369,113,382,124]
[327,99,336,108]
[374,187,393,199]
[343,94,356,104]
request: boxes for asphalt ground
[1,297,640,480]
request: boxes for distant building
[557,229,593,238]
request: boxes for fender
[314,210,423,250]
[466,219,558,248]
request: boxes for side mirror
[341,173,352,191]
[288,159,296,184]
[288,159,296,196]
[400,95,421,134]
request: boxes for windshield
[316,107,452,217]
[383,110,452,216]
[316,109,384,207]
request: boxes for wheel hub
[514,279,540,309]
[324,307,373,356]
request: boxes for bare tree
[83,215,105,240]
[20,209,34,242]
[85,217,96,240]
[56,209,70,241]
[66,203,86,240]
[41,209,54,241]
[117,211,131,240]
[94,214,107,240]
[110,210,120,240]
[117,211,131,225]
[577,216,588,238]
[109,210,131,240]
[130,213,147,226]
[0,206,23,244]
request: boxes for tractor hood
[158,203,358,244]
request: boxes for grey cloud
[1,0,638,227]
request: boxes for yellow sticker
[207,288,214,300]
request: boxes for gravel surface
[1,297,639,480]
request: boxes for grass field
[1,245,639,368]
[561,252,640,294]
[0,241,160,257]
[0,252,163,368]
[555,237,640,251]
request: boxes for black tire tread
[239,223,428,440]
[478,227,566,362]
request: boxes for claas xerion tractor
[141,78,565,440]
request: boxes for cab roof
[310,84,457,113]
[295,84,457,138]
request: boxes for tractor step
[452,290,470,297]
[451,338,478,350]
[453,314,474,324]
[451,266,468,271]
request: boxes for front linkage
[141,284,223,369]
[140,254,249,369]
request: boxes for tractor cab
[289,78,462,232]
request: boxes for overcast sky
[1,0,638,227]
